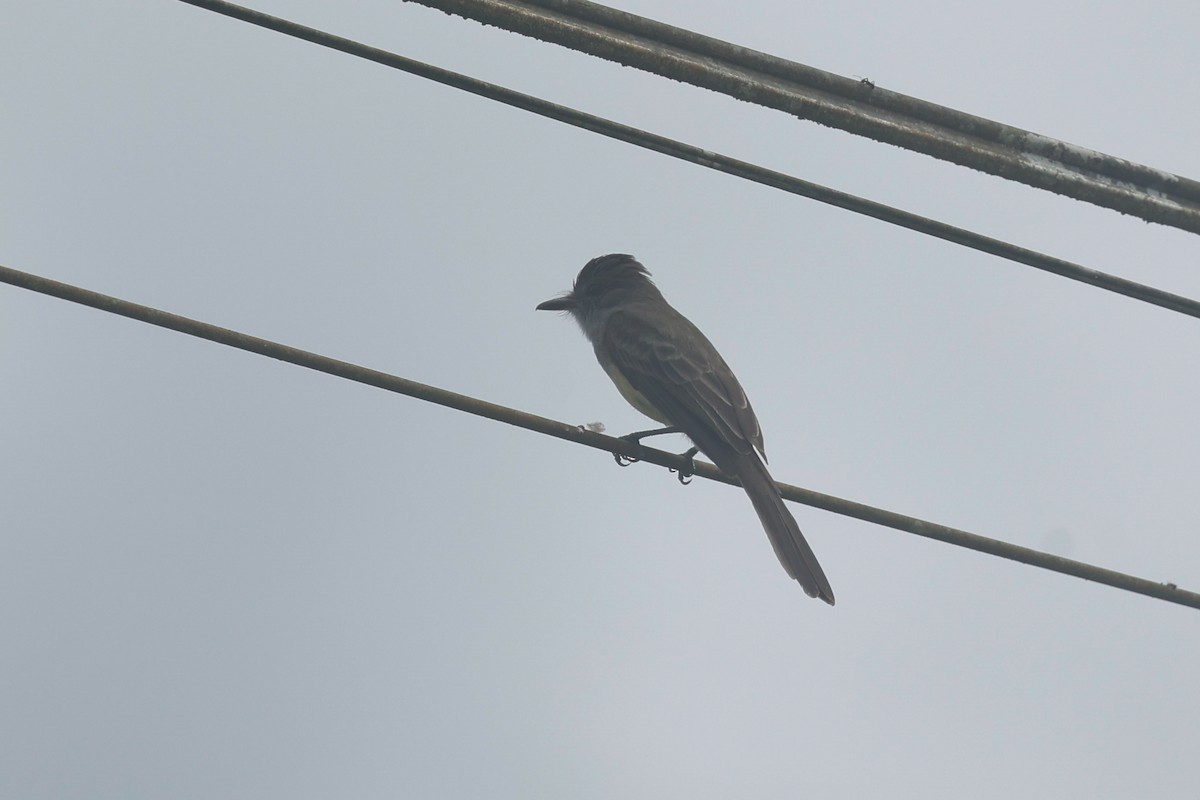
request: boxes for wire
[174,0,1200,320]
[2,262,1195,610]
[411,0,1200,234]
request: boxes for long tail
[731,451,835,605]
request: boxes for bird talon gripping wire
[672,447,700,485]
[612,426,679,467]
[612,449,640,467]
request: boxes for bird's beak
[536,293,576,311]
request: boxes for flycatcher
[537,254,834,604]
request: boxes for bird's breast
[595,349,672,426]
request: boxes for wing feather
[603,305,765,460]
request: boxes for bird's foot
[613,432,646,466]
[613,449,640,467]
[611,426,680,467]
[670,447,700,485]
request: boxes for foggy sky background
[3,1,1198,797]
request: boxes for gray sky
[3,1,1199,797]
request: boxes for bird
[537,254,834,604]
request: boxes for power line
[2,262,1195,610]
[411,0,1200,234]
[174,0,1200,320]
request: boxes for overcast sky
[3,1,1199,797]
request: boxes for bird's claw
[613,434,643,467]
[611,431,694,482]
[670,447,699,485]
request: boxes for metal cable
[2,262,1195,610]
[410,0,1200,234]
[174,0,1200,319]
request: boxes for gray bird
[537,254,834,604]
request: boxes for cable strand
[173,0,1200,320]
[2,262,1195,610]
[409,0,1200,232]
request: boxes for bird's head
[536,254,659,319]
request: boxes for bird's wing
[603,305,765,459]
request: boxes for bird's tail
[732,452,835,605]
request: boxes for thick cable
[410,0,1200,234]
[173,0,1200,319]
